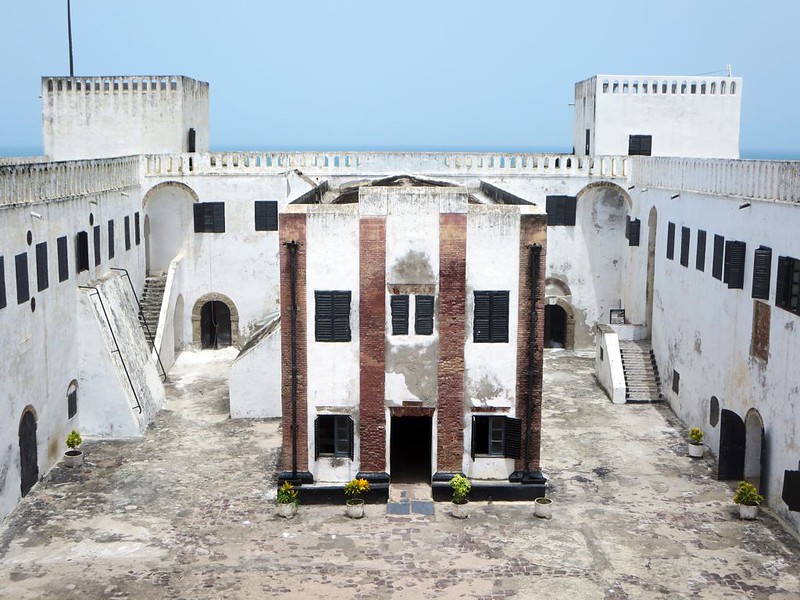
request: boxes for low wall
[595,325,626,404]
[229,313,282,418]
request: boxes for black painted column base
[356,471,390,503]
[509,470,547,485]
[278,471,314,486]
[431,471,464,501]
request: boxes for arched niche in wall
[142,181,199,276]
[191,292,240,349]
[18,406,39,498]
[744,408,766,494]
[543,278,575,350]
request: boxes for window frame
[471,415,522,459]
[57,236,69,282]
[254,200,279,232]
[776,256,800,315]
[35,242,49,292]
[628,134,653,156]
[545,195,577,226]
[193,202,226,233]
[473,290,509,343]
[390,294,409,335]
[414,294,435,335]
[314,414,354,459]
[315,290,352,342]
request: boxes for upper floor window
[776,256,800,315]
[315,290,351,342]
[545,195,577,226]
[390,294,434,336]
[193,203,225,233]
[254,201,278,231]
[628,135,652,156]
[473,291,509,343]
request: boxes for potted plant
[276,481,299,518]
[449,474,471,519]
[534,495,553,519]
[64,430,83,468]
[688,427,704,458]
[344,477,370,518]
[733,481,763,520]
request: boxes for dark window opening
[626,217,641,247]
[254,201,278,231]
[67,384,78,419]
[315,291,351,342]
[134,212,141,245]
[93,225,101,267]
[776,256,800,315]
[57,236,69,282]
[200,301,232,349]
[15,253,29,304]
[76,231,89,273]
[390,294,409,335]
[709,396,720,427]
[584,128,590,155]
[546,195,577,226]
[473,291,509,343]
[188,127,197,153]
[696,230,707,271]
[315,415,354,459]
[752,246,772,300]
[672,370,680,394]
[108,219,115,259]
[19,410,39,498]
[712,234,725,280]
[471,415,521,459]
[390,416,432,482]
[544,304,567,348]
[724,240,746,289]
[124,216,131,251]
[0,256,6,309]
[628,135,652,156]
[415,295,434,335]
[193,202,225,233]
[666,222,675,260]
[35,242,48,292]
[680,226,690,267]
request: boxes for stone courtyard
[0,349,798,599]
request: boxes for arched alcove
[191,293,240,349]
[544,297,575,349]
[18,407,39,497]
[744,408,766,493]
[142,181,198,275]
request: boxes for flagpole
[67,0,74,76]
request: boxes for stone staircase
[619,340,663,403]
[138,275,166,347]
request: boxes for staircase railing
[111,268,167,381]
[79,285,142,414]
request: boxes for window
[76,231,89,273]
[193,203,225,233]
[471,416,521,458]
[254,201,278,231]
[93,225,101,267]
[545,195,577,226]
[67,382,78,419]
[666,222,675,260]
[0,256,6,309]
[473,291,509,343]
[680,226,690,267]
[108,219,115,259]
[124,216,131,251]
[712,234,725,280]
[628,135,652,156]
[696,230,706,271]
[625,217,641,247]
[134,212,141,245]
[57,236,69,282]
[415,295,434,335]
[390,294,409,335]
[672,370,680,394]
[35,242,49,292]
[314,415,354,459]
[752,246,772,300]
[724,240,746,289]
[776,256,800,315]
[15,253,29,304]
[315,291,351,342]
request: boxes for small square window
[474,291,509,343]
[254,201,278,231]
[471,416,521,458]
[315,415,354,459]
[193,203,225,233]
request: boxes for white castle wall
[229,314,282,419]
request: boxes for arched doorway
[544,305,567,348]
[744,409,765,493]
[18,409,39,497]
[142,181,198,276]
[201,301,232,349]
[646,207,658,329]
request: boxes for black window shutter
[93,225,101,267]
[315,292,333,341]
[108,220,115,259]
[0,256,6,309]
[68,389,77,419]
[348,417,355,460]
[188,127,196,153]
[332,291,351,342]
[470,415,477,460]
[76,231,89,273]
[255,201,278,231]
[504,417,522,459]
[35,242,48,292]
[726,241,746,289]
[473,292,491,342]
[415,295,434,335]
[752,247,772,300]
[629,219,640,246]
[213,203,225,233]
[57,236,69,282]
[641,136,652,155]
[712,234,725,280]
[314,418,320,460]
[15,253,29,304]
[680,227,690,267]
[490,291,509,343]
[390,295,409,335]
[564,197,577,226]
[696,230,707,271]
[193,203,205,232]
[775,257,792,308]
[134,212,141,245]
[666,222,675,260]
[124,216,131,250]
[545,196,557,226]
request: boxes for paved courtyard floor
[0,349,798,599]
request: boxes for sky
[1,0,799,158]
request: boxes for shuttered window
[628,218,640,246]
[76,231,89,273]
[696,230,706,271]
[712,234,725,280]
[67,384,78,419]
[15,253,29,304]
[314,415,354,459]
[93,225,101,267]
[315,290,351,342]
[35,242,49,292]
[57,236,69,282]
[628,135,653,156]
[134,212,141,245]
[751,246,772,300]
[124,216,131,250]
[724,240,746,289]
[666,222,675,260]
[473,291,509,343]
[108,219,115,259]
[390,294,409,335]
[545,195,577,226]
[193,202,226,233]
[415,295,435,335]
[0,256,6,309]
[679,227,690,267]
[776,256,800,315]
[471,416,521,459]
[254,201,278,231]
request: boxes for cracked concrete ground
[0,349,798,599]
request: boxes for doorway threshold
[387,482,434,516]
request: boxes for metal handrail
[79,285,142,414]
[111,268,167,381]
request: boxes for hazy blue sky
[1,1,798,157]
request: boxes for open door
[718,409,745,480]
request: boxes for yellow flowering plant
[344,478,370,504]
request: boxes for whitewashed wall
[229,315,281,418]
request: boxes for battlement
[42,75,206,97]
[587,74,741,97]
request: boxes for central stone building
[277,176,547,500]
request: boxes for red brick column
[515,214,547,472]
[436,213,467,474]
[279,213,309,480]
[359,218,387,474]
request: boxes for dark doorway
[544,304,567,348]
[718,409,745,481]
[200,301,231,349]
[19,410,39,497]
[390,416,432,483]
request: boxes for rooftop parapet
[42,75,205,96]
[584,74,742,98]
